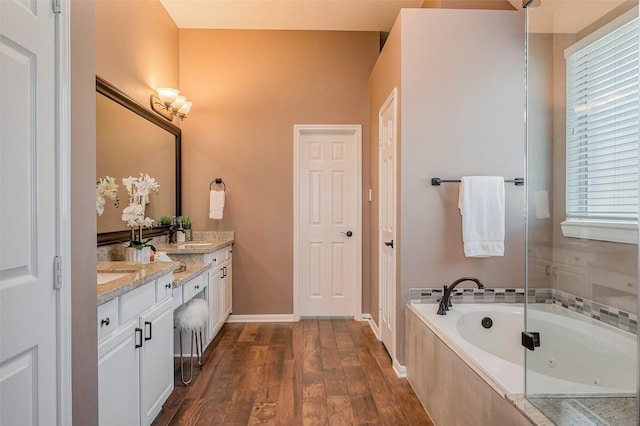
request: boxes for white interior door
[379,89,397,358]
[0,1,61,424]
[295,125,361,318]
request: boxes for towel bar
[209,178,226,191]
[431,177,524,186]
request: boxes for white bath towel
[209,189,225,220]
[458,176,505,257]
[533,190,550,219]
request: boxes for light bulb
[156,88,179,107]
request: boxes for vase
[124,246,151,264]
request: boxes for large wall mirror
[96,76,181,245]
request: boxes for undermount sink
[97,272,131,286]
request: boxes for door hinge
[54,256,63,289]
[52,0,62,14]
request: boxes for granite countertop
[97,261,214,306]
[155,238,233,254]
[97,261,181,305]
[172,263,212,286]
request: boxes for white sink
[97,272,130,285]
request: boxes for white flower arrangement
[96,176,119,216]
[122,173,160,248]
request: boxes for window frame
[561,7,640,245]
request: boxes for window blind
[565,17,639,221]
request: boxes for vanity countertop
[154,238,233,255]
[172,263,212,286]
[97,261,181,305]
[97,261,216,305]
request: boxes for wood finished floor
[152,319,434,425]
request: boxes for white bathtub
[407,302,637,397]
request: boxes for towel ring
[209,178,226,191]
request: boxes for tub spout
[436,277,484,315]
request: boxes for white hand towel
[209,189,225,220]
[458,176,505,257]
[533,190,550,219]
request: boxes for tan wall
[179,30,379,315]
[95,0,179,110]
[72,1,98,424]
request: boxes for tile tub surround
[405,307,532,426]
[97,261,180,305]
[409,287,638,335]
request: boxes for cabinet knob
[165,283,171,289]
[101,317,110,327]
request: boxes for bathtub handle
[521,331,540,351]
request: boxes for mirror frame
[96,75,182,246]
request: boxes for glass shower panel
[525,1,639,424]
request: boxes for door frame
[293,124,362,321]
[56,2,72,423]
[378,88,397,361]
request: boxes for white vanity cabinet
[222,255,232,318]
[97,273,174,426]
[204,245,233,341]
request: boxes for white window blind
[565,17,639,222]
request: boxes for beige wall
[72,1,98,424]
[369,9,526,361]
[95,0,179,109]
[179,29,379,315]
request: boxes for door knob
[341,231,353,237]
[384,240,394,248]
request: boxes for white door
[1,1,62,424]
[295,125,361,318]
[379,89,397,358]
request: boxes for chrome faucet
[437,277,485,315]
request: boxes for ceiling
[160,0,632,34]
[160,0,424,32]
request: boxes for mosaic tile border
[408,287,637,335]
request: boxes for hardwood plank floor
[152,319,434,426]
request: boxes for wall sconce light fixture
[151,87,192,121]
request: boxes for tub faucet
[437,277,485,315]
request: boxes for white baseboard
[393,359,407,378]
[361,313,380,340]
[226,314,297,323]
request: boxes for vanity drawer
[120,281,155,324]
[156,273,174,301]
[182,273,206,303]
[206,250,222,268]
[97,298,119,341]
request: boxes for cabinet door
[98,321,141,426]
[208,268,224,339]
[139,297,174,426]
[223,261,233,318]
